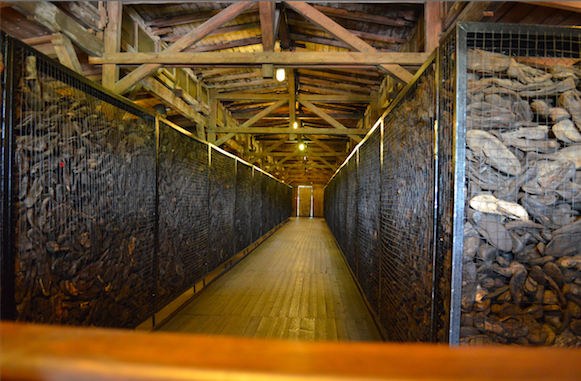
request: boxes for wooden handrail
[1,321,580,381]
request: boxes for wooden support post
[113,1,256,94]
[196,123,206,141]
[424,1,443,53]
[288,68,296,140]
[259,1,276,79]
[51,33,83,74]
[208,88,217,143]
[102,1,122,90]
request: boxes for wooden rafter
[51,33,83,74]
[113,1,257,94]
[212,99,288,146]
[299,100,362,142]
[9,1,104,56]
[284,1,415,84]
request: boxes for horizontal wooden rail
[88,52,431,66]
[2,321,581,381]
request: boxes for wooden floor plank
[160,218,382,342]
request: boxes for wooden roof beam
[90,52,429,66]
[284,1,415,84]
[113,1,257,94]
[206,127,368,135]
[9,1,104,56]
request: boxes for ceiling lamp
[298,142,306,151]
[293,121,298,129]
[276,68,286,82]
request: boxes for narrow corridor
[160,218,381,341]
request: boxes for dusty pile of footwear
[14,57,156,327]
[461,50,581,346]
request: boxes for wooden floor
[159,217,382,342]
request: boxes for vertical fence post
[1,36,17,320]
[378,119,383,325]
[449,25,467,347]
[429,47,441,344]
[233,159,237,257]
[152,116,161,326]
[206,146,212,276]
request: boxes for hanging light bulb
[293,121,298,129]
[298,143,305,151]
[275,68,286,82]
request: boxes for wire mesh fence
[0,35,292,327]
[451,24,581,346]
[325,23,581,346]
[158,122,208,310]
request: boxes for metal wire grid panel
[7,41,157,328]
[208,148,236,270]
[357,128,382,317]
[251,170,263,243]
[380,60,437,342]
[261,176,274,236]
[455,24,581,346]
[158,123,208,309]
[345,156,359,276]
[336,169,348,254]
[235,162,252,253]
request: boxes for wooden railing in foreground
[2,321,581,381]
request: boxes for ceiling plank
[145,4,259,28]
[311,5,415,27]
[113,1,257,94]
[161,22,260,42]
[9,1,104,56]
[519,1,581,13]
[296,69,380,86]
[90,51,430,66]
[287,19,407,44]
[283,2,415,84]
